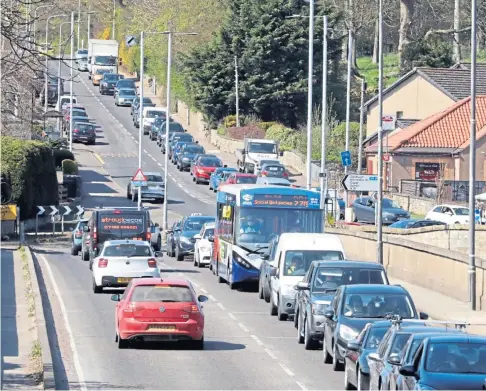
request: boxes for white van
[268,233,346,320]
[142,107,167,135]
[56,95,78,111]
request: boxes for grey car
[126,172,165,203]
[353,196,410,225]
[257,163,288,179]
[294,261,389,350]
[115,88,137,106]
[77,57,88,71]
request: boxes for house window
[396,111,403,119]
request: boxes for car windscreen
[119,89,136,96]
[146,110,165,118]
[75,123,96,132]
[382,199,402,209]
[146,175,163,182]
[169,123,184,132]
[263,165,285,172]
[72,110,87,117]
[77,49,88,55]
[425,342,486,373]
[203,228,214,238]
[342,293,415,318]
[94,55,117,65]
[96,69,110,75]
[364,327,388,349]
[130,285,194,302]
[284,252,344,277]
[103,243,152,257]
[117,80,135,88]
[184,146,204,154]
[237,176,257,184]
[142,98,153,104]
[199,158,222,167]
[311,266,387,290]
[248,142,277,154]
[98,213,146,235]
[183,217,215,231]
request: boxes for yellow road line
[93,152,105,165]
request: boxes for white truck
[87,39,119,79]
[235,138,282,173]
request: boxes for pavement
[26,62,486,390]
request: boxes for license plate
[147,325,176,331]
[117,277,132,283]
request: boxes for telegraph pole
[235,56,240,127]
[376,0,384,264]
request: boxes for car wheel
[89,258,93,270]
[193,176,196,182]
[83,251,89,261]
[293,308,299,328]
[332,343,345,371]
[344,362,356,390]
[269,293,278,316]
[209,184,213,190]
[192,336,204,350]
[277,301,288,321]
[194,252,198,267]
[126,188,131,199]
[296,313,304,344]
[92,280,102,294]
[263,281,271,303]
[71,245,78,256]
[304,318,318,350]
[154,236,161,251]
[322,335,333,363]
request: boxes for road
[34,64,348,390]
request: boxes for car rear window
[119,89,135,96]
[265,165,284,172]
[237,176,257,184]
[103,244,152,257]
[146,110,165,118]
[98,213,146,233]
[146,175,163,182]
[130,285,194,302]
[200,158,222,167]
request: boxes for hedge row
[1,137,59,220]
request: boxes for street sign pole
[138,186,142,210]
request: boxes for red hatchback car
[111,278,208,349]
[191,156,224,184]
[225,173,257,185]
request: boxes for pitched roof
[364,65,486,108]
[365,96,486,153]
[364,118,420,147]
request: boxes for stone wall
[390,193,436,215]
[209,129,244,153]
[326,226,486,310]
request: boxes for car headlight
[180,236,192,244]
[311,303,328,315]
[102,82,108,86]
[339,325,359,341]
[199,245,211,252]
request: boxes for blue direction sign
[340,150,352,167]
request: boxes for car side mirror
[193,234,202,240]
[324,309,335,319]
[399,364,417,377]
[166,229,173,234]
[198,295,209,303]
[368,352,380,362]
[387,353,401,365]
[111,294,120,302]
[154,223,160,227]
[419,311,429,320]
[224,165,228,168]
[269,267,277,277]
[154,251,163,258]
[347,340,361,352]
[261,254,269,260]
[208,235,214,242]
[295,281,310,290]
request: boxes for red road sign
[132,168,147,182]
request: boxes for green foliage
[259,121,279,131]
[0,137,59,220]
[223,115,237,128]
[53,149,75,169]
[62,159,78,175]
[265,124,297,151]
[356,54,401,91]
[326,122,361,164]
[405,39,454,71]
[226,125,265,140]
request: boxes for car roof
[197,154,218,159]
[104,239,151,246]
[424,334,486,343]
[396,326,447,334]
[144,107,166,113]
[409,330,463,340]
[343,284,407,294]
[313,260,384,269]
[130,277,191,287]
[277,233,344,251]
[371,320,425,328]
[261,162,285,167]
[235,173,257,177]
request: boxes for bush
[53,149,75,168]
[217,127,227,136]
[265,124,297,151]
[226,125,266,140]
[0,136,59,220]
[62,159,78,175]
[258,121,279,131]
[223,115,237,128]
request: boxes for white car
[92,240,161,293]
[56,95,78,111]
[193,222,215,268]
[425,204,469,225]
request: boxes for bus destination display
[252,194,309,207]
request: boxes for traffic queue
[67,76,486,390]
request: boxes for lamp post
[112,0,116,39]
[306,0,315,190]
[69,11,74,152]
[376,0,384,264]
[343,29,353,208]
[33,5,52,47]
[44,14,67,113]
[87,11,96,42]
[57,21,70,132]
[77,0,81,50]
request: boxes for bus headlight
[233,253,251,269]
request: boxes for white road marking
[279,363,294,377]
[264,348,277,359]
[238,323,249,332]
[38,254,87,391]
[200,288,207,293]
[251,335,264,346]
[216,302,226,311]
[228,312,237,320]
[296,381,308,391]
[208,294,216,301]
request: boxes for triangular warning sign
[132,168,147,181]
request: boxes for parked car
[322,284,428,371]
[142,107,167,135]
[72,121,96,145]
[166,219,182,257]
[209,167,238,192]
[80,231,91,261]
[353,196,410,225]
[91,240,161,293]
[126,172,165,204]
[154,120,185,141]
[388,219,447,229]
[115,88,137,106]
[191,155,224,184]
[193,222,215,267]
[167,132,194,156]
[99,73,124,95]
[70,219,89,255]
[425,204,470,225]
[111,277,208,349]
[223,172,257,186]
[131,96,155,116]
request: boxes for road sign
[63,206,72,215]
[342,174,379,192]
[132,168,147,182]
[49,206,58,216]
[132,180,147,187]
[126,35,137,47]
[0,205,17,221]
[340,151,352,167]
[76,206,84,216]
[382,115,396,131]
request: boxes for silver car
[126,172,165,203]
[115,88,137,106]
[78,57,88,71]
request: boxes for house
[364,63,486,138]
[365,96,486,191]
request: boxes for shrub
[217,127,227,136]
[62,159,78,175]
[266,124,297,151]
[258,121,279,131]
[223,115,237,128]
[53,149,75,168]
[0,136,59,220]
[226,125,266,140]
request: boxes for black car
[72,121,96,145]
[399,334,486,390]
[84,207,151,269]
[114,79,136,97]
[322,284,428,371]
[131,96,155,117]
[295,261,389,351]
[155,120,185,142]
[344,319,426,391]
[177,143,205,171]
[166,132,194,155]
[166,219,182,257]
[167,214,215,262]
[99,73,124,95]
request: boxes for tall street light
[57,21,70,132]
[69,11,75,152]
[343,29,353,208]
[112,0,116,39]
[77,0,81,49]
[33,5,52,47]
[87,10,96,42]
[44,14,67,113]
[468,0,477,310]
[306,0,315,189]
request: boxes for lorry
[87,39,119,79]
[235,138,282,173]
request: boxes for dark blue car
[209,167,238,191]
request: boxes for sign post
[341,174,380,192]
[132,168,148,211]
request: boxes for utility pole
[235,56,240,127]
[468,0,477,310]
[344,29,353,208]
[87,11,91,41]
[163,30,173,229]
[320,15,328,226]
[138,31,144,210]
[112,0,116,39]
[305,0,315,190]
[357,78,366,175]
[77,0,81,50]
[376,0,384,264]
[58,21,70,132]
[69,12,74,152]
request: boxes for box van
[267,233,346,320]
[84,207,151,267]
[56,95,78,111]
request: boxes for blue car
[71,218,89,255]
[209,167,238,191]
[171,141,191,164]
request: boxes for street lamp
[33,5,53,47]
[57,21,70,132]
[44,14,67,113]
[77,0,81,49]
[112,0,116,39]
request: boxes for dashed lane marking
[279,363,294,377]
[296,381,308,391]
[228,312,237,320]
[238,323,249,332]
[264,348,277,359]
[251,335,264,346]
[216,302,226,311]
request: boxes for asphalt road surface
[34,64,347,390]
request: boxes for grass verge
[357,53,401,91]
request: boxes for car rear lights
[98,258,108,268]
[73,129,79,133]
[147,258,157,268]
[146,232,151,241]
[182,304,200,314]
[283,171,289,177]
[92,227,97,242]
[262,171,268,176]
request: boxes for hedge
[0,136,59,220]
[53,149,75,168]
[265,124,298,151]
[62,159,78,175]
[226,125,266,140]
